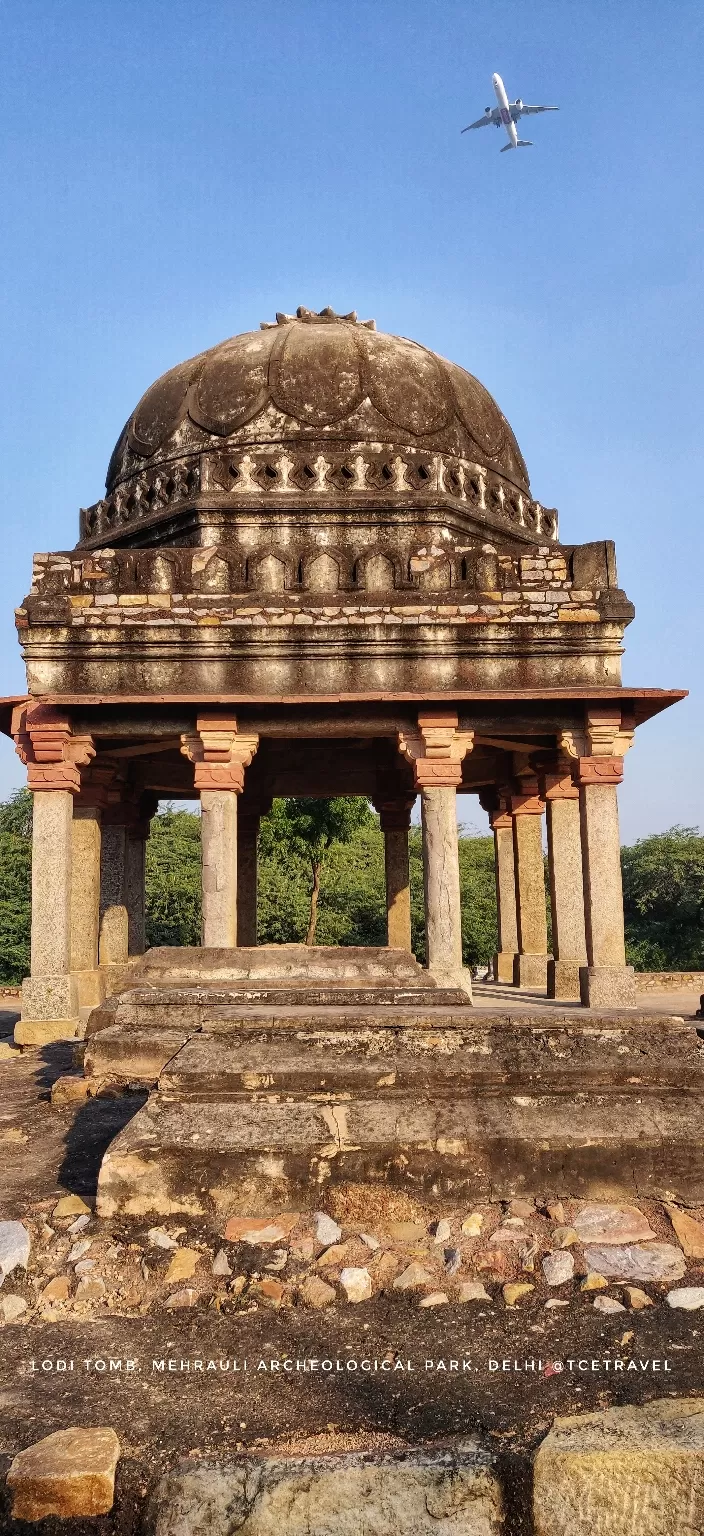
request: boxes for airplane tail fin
[500,143,514,152]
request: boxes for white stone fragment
[68,1239,92,1263]
[593,1295,626,1314]
[542,1251,575,1286]
[360,1233,380,1250]
[432,1218,452,1244]
[212,1249,232,1278]
[67,1214,91,1234]
[0,1294,28,1323]
[0,1222,30,1286]
[666,1287,704,1311]
[339,1267,372,1303]
[148,1227,178,1251]
[315,1212,342,1247]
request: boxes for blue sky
[0,0,701,841]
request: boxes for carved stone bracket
[13,703,96,794]
[180,713,259,793]
[559,707,634,792]
[398,712,474,789]
[510,773,544,817]
[541,771,579,802]
[575,757,625,786]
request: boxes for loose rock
[387,1222,427,1244]
[594,1295,626,1314]
[360,1233,379,1250]
[581,1271,608,1292]
[542,1251,575,1286]
[574,1203,655,1244]
[68,1214,91,1235]
[6,1427,121,1520]
[419,1291,449,1307]
[625,1286,653,1310]
[164,1288,198,1309]
[40,1276,71,1303]
[299,1276,336,1309]
[461,1212,484,1237]
[666,1205,704,1258]
[148,1227,178,1251]
[315,1212,342,1246]
[53,1195,91,1220]
[393,1262,434,1291]
[0,1294,28,1323]
[339,1267,372,1303]
[224,1215,298,1244]
[212,1248,232,1278]
[666,1287,704,1310]
[432,1218,452,1244]
[0,1220,30,1284]
[76,1278,105,1301]
[458,1281,491,1303]
[584,1242,685,1283]
[68,1239,92,1263]
[552,1225,579,1248]
[503,1282,534,1307]
[165,1248,201,1285]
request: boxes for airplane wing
[461,109,500,132]
[512,104,559,119]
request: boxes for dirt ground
[1,1004,703,1535]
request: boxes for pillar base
[493,951,517,984]
[20,974,78,1022]
[427,967,473,1001]
[72,969,105,1009]
[14,1017,80,1046]
[580,965,638,1008]
[513,953,549,990]
[547,959,584,1001]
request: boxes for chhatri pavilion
[6,304,682,1034]
[3,305,694,1217]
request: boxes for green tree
[622,826,704,970]
[145,806,202,947]
[259,797,374,945]
[0,789,33,982]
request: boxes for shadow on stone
[56,1090,148,1200]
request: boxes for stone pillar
[399,712,474,995]
[99,821,129,966]
[180,714,259,949]
[13,704,95,1044]
[543,770,587,1001]
[490,799,518,984]
[511,778,549,990]
[70,805,103,1008]
[373,798,414,951]
[560,709,637,1008]
[237,809,260,948]
[125,829,147,956]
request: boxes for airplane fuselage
[492,73,518,148]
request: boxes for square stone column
[511,779,549,990]
[236,808,260,948]
[99,820,129,966]
[399,712,474,995]
[13,705,96,1044]
[373,796,415,951]
[543,771,587,1001]
[560,709,637,1008]
[70,804,103,1008]
[181,715,259,948]
[489,797,518,984]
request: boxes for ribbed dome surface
[106,308,530,496]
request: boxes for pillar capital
[559,707,635,765]
[510,775,544,816]
[13,703,95,794]
[180,713,259,792]
[541,771,579,801]
[398,711,474,789]
[574,756,625,786]
[373,796,415,832]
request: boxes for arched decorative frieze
[304,552,341,593]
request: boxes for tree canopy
[0,787,699,982]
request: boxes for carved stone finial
[260,306,376,331]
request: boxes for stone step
[96,1085,704,1220]
[85,990,472,1038]
[131,944,447,987]
[82,1014,699,1091]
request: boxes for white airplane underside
[462,73,558,151]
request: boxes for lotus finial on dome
[260,306,376,330]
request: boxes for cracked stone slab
[149,1445,503,1536]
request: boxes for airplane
[462,73,558,152]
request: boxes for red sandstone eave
[0,687,686,737]
[0,696,28,737]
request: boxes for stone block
[493,951,516,984]
[534,1399,704,1535]
[580,966,638,1008]
[6,1427,121,1520]
[15,1017,79,1046]
[547,960,582,1001]
[513,953,548,990]
[20,973,78,1023]
[149,1446,503,1536]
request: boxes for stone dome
[80,308,556,548]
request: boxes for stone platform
[81,947,704,1223]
